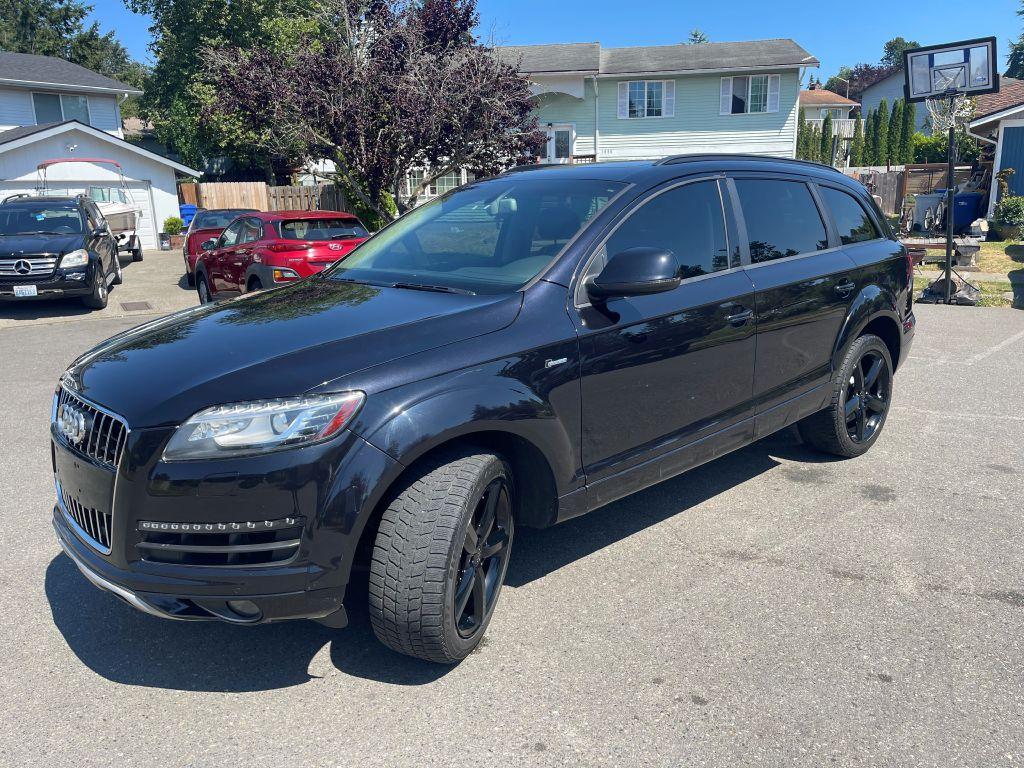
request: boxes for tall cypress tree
[902,101,916,164]
[820,112,833,165]
[850,115,865,167]
[876,99,890,168]
[796,107,809,159]
[889,100,905,166]
[863,109,877,166]
[809,124,821,162]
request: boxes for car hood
[66,277,522,427]
[0,234,85,256]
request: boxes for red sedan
[194,210,369,303]
[182,208,258,286]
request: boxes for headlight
[162,392,364,461]
[60,249,90,268]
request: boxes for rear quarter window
[734,179,828,263]
[819,186,881,245]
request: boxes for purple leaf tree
[203,0,543,221]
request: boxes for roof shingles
[0,51,141,93]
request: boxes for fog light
[67,272,86,281]
[226,599,261,619]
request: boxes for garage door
[0,180,158,250]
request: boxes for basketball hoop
[925,92,974,133]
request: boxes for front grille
[0,256,58,277]
[137,517,304,567]
[60,483,112,552]
[56,387,128,470]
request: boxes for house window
[430,171,462,196]
[819,107,845,119]
[621,80,675,118]
[32,93,91,125]
[721,74,780,115]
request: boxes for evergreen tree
[820,112,833,165]
[796,108,809,160]
[850,116,865,167]
[809,124,822,162]
[889,100,904,166]
[902,101,916,164]
[876,99,889,167]
[863,110,876,165]
[686,28,709,44]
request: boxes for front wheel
[369,451,515,664]
[196,275,212,304]
[81,268,108,310]
[798,334,893,457]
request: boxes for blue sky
[91,0,1021,81]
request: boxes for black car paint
[52,156,915,625]
[0,198,118,301]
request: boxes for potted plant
[991,196,1024,242]
[163,216,186,249]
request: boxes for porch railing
[803,118,862,140]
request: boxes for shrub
[995,196,1024,226]
[163,216,185,235]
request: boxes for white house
[0,51,200,249]
[967,76,1024,218]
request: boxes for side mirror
[92,225,109,238]
[587,247,681,300]
[201,238,218,251]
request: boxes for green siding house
[497,39,819,163]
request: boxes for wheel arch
[833,285,903,372]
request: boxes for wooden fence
[179,182,348,212]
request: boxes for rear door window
[734,179,828,263]
[818,186,881,245]
[239,218,262,243]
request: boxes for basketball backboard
[903,37,999,103]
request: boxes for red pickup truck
[194,210,369,303]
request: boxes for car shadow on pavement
[45,429,832,692]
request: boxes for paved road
[1,304,1023,766]
[0,248,196,329]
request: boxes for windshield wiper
[391,282,475,296]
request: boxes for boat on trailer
[36,158,144,259]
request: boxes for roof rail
[655,153,847,176]
[0,193,33,204]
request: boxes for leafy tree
[881,37,919,68]
[849,115,865,167]
[902,101,916,163]
[203,0,541,220]
[889,99,904,166]
[876,99,889,167]
[686,28,709,44]
[1006,1,1024,77]
[820,112,833,165]
[0,0,146,115]
[824,66,853,97]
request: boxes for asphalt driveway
[1,303,1023,766]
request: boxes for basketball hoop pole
[944,93,955,304]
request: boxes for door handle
[726,308,754,326]
[835,280,856,297]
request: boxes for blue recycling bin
[179,204,198,228]
[934,191,984,234]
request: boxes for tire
[81,268,109,310]
[186,271,195,288]
[247,277,263,293]
[798,334,893,458]
[111,255,123,286]
[131,237,144,262]
[196,274,212,304]
[369,450,515,664]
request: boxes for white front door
[541,124,575,164]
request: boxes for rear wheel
[196,274,212,304]
[111,254,123,286]
[369,450,515,664]
[798,334,893,457]
[131,236,144,262]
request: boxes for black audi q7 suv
[52,156,914,663]
[0,195,121,309]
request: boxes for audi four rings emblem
[13,259,31,275]
[57,403,88,445]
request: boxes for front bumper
[52,415,403,626]
[0,270,95,300]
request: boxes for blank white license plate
[13,285,37,297]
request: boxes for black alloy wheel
[453,478,513,639]
[843,348,890,444]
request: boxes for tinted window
[819,186,880,245]
[735,179,827,263]
[328,178,623,294]
[0,202,85,235]
[192,209,258,230]
[279,218,369,241]
[593,181,729,281]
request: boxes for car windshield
[325,177,624,294]
[0,202,85,235]
[193,210,257,229]
[279,218,368,241]
[88,186,129,205]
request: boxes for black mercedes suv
[0,195,121,309]
[51,156,915,663]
